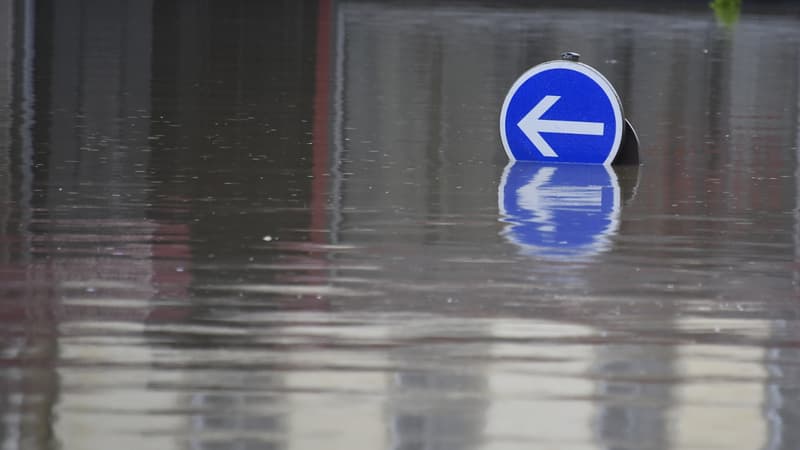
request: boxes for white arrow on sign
[517,95,604,157]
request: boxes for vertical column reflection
[31,1,171,448]
[1,0,52,448]
[0,3,17,449]
[763,46,800,450]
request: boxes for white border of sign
[499,60,625,166]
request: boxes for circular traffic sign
[500,60,624,165]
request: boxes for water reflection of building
[147,2,325,445]
[0,1,16,446]
[1,0,799,448]
[0,0,188,448]
[386,329,488,450]
[3,0,335,448]
[763,46,800,450]
[21,1,179,448]
[1,0,51,448]
[0,0,10,233]
[333,2,800,449]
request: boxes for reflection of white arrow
[517,95,604,157]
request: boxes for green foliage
[710,0,742,27]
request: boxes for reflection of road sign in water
[498,163,620,259]
[500,61,624,165]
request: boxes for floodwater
[1,1,800,449]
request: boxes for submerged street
[1,1,800,449]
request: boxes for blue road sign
[500,61,624,165]
[498,162,620,259]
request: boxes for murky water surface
[1,1,800,449]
